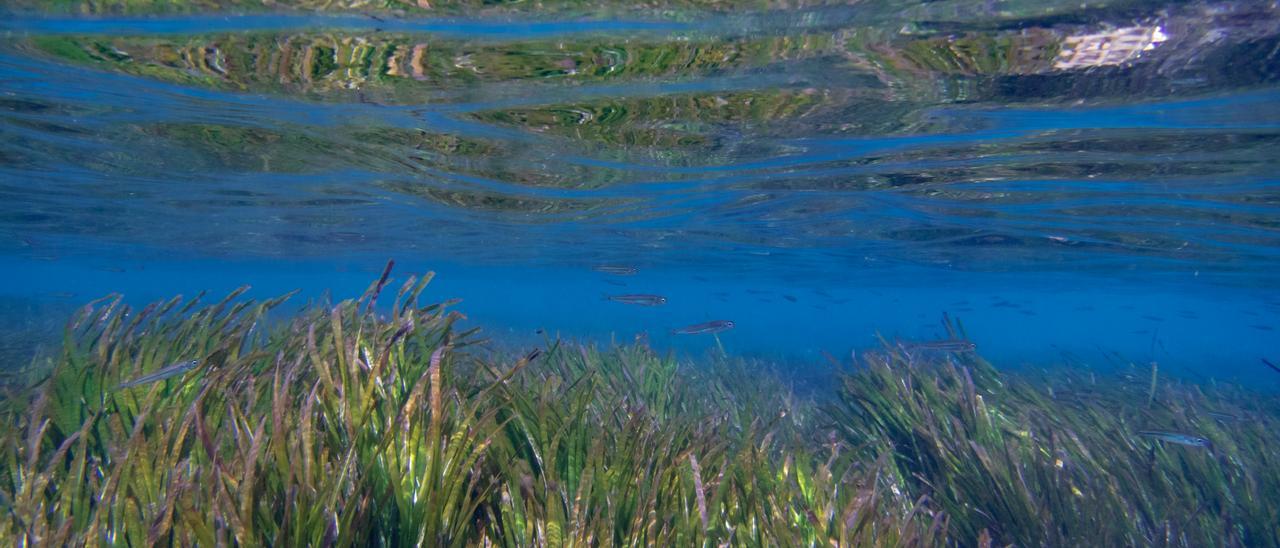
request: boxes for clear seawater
[1,0,1278,382]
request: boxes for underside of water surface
[1,0,1278,545]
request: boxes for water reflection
[1,1,1278,278]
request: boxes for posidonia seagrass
[1,268,1277,546]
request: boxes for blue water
[1,2,1278,383]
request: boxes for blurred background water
[0,0,1277,381]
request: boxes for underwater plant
[831,323,1280,546]
[0,269,1276,546]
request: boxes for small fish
[1137,431,1210,448]
[1204,411,1238,422]
[672,320,735,335]
[783,295,798,303]
[594,265,638,276]
[606,294,667,306]
[117,359,199,390]
[1250,324,1274,331]
[900,339,977,353]
[1263,358,1280,375]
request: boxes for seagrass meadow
[1,271,1278,546]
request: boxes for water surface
[1,0,1278,378]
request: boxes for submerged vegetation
[0,270,1277,545]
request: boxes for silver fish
[900,339,977,353]
[1204,411,1238,422]
[1137,431,1211,448]
[594,265,638,276]
[673,320,735,335]
[117,359,199,390]
[607,294,667,306]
